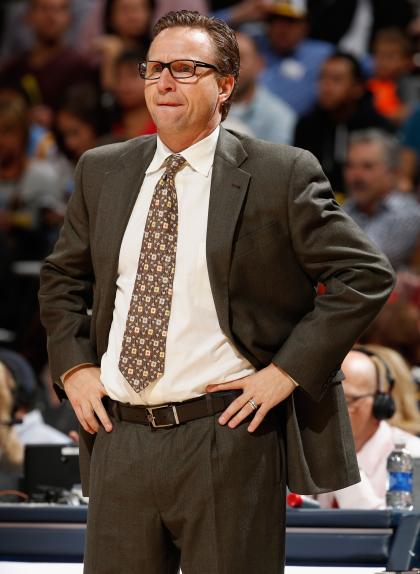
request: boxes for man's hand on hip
[206,363,296,432]
[63,366,112,434]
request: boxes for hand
[206,363,296,432]
[63,367,112,435]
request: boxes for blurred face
[111,0,151,39]
[115,61,146,109]
[344,141,394,209]
[56,110,97,160]
[373,41,411,81]
[29,0,70,45]
[318,58,362,111]
[234,33,263,99]
[267,16,307,54]
[0,120,26,166]
[342,351,378,452]
[144,27,234,150]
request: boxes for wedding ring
[247,399,259,411]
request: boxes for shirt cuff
[61,363,95,385]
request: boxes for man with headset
[317,347,420,509]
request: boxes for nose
[157,67,176,93]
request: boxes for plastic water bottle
[386,439,413,510]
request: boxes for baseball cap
[265,0,307,18]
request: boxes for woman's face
[56,110,97,159]
[110,0,151,39]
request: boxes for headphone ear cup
[372,392,396,420]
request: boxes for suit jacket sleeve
[38,152,98,388]
[271,149,395,401]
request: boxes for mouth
[156,102,182,107]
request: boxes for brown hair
[152,10,239,121]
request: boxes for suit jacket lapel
[206,127,250,340]
[101,136,157,285]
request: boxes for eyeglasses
[138,59,219,80]
[345,393,374,408]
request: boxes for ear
[217,75,235,103]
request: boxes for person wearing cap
[214,0,334,116]
[39,10,394,574]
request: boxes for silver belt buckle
[146,404,180,428]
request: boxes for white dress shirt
[101,126,256,405]
[317,421,420,509]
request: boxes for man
[317,348,420,509]
[294,52,393,195]
[227,32,296,145]
[39,10,394,574]
[343,129,420,271]
[0,0,94,126]
[256,0,333,115]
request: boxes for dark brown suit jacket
[39,127,395,495]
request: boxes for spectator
[110,49,156,139]
[0,349,72,494]
[0,0,94,129]
[0,360,23,492]
[343,129,420,271]
[90,0,152,92]
[399,104,420,193]
[0,92,64,260]
[294,52,394,195]
[256,0,333,116]
[367,28,413,125]
[0,349,70,445]
[227,32,296,144]
[54,84,109,198]
[308,0,415,56]
[317,347,420,509]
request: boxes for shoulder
[80,135,156,170]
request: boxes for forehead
[348,141,384,163]
[149,27,215,62]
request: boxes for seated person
[0,349,71,495]
[317,347,420,509]
[343,129,420,272]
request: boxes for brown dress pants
[83,402,286,574]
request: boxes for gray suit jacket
[39,127,395,495]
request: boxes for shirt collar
[146,126,220,178]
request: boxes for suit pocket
[233,221,279,259]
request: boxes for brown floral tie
[119,154,187,393]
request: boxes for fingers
[65,368,112,435]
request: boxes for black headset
[355,346,396,421]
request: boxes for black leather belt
[104,390,241,429]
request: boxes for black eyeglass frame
[138,59,220,80]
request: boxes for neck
[355,420,379,452]
[329,100,357,123]
[158,124,219,153]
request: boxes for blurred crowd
[0,0,420,505]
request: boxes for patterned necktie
[119,153,187,393]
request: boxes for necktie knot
[165,154,186,177]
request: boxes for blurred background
[0,0,419,508]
